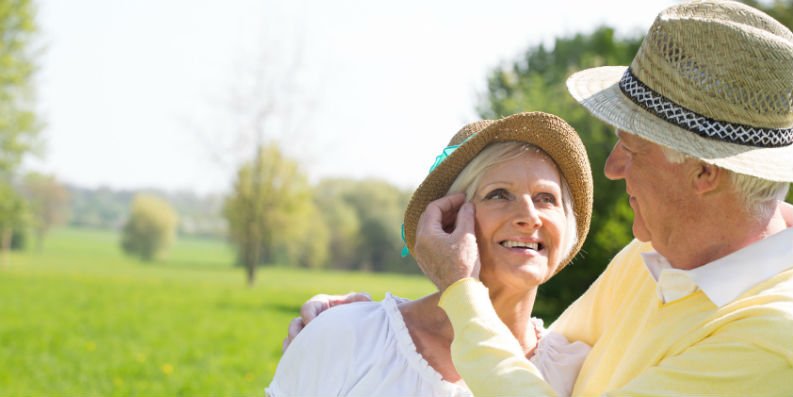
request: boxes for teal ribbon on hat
[428,143,461,173]
[400,224,409,257]
[400,136,471,258]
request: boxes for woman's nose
[513,196,541,229]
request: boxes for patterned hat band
[618,68,793,148]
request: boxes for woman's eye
[535,193,557,205]
[484,189,509,200]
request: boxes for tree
[121,194,178,262]
[0,0,41,264]
[314,178,414,273]
[18,172,70,251]
[478,27,642,319]
[0,182,27,265]
[314,179,362,270]
[223,143,326,286]
[0,0,41,173]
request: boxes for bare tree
[188,9,322,285]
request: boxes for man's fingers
[330,292,372,306]
[300,296,331,325]
[287,292,373,353]
[282,316,304,352]
[419,193,466,235]
[300,292,372,324]
[453,202,476,236]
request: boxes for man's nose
[604,141,626,180]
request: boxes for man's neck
[665,201,790,270]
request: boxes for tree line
[222,143,415,285]
[117,144,416,280]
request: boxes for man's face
[604,131,692,250]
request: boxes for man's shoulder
[596,239,655,282]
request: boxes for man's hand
[282,292,372,352]
[413,193,481,292]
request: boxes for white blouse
[266,294,590,397]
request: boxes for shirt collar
[642,226,793,307]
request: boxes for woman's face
[473,150,567,290]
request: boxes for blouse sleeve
[529,329,591,397]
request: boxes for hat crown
[631,0,793,128]
[447,120,494,146]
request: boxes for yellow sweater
[440,239,793,396]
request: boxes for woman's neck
[488,285,539,355]
[403,286,539,356]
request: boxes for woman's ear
[691,161,722,195]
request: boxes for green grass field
[0,228,435,396]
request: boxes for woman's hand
[414,193,481,292]
[282,292,372,352]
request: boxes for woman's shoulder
[295,293,407,350]
[309,296,384,324]
[267,295,399,396]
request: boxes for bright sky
[29,0,677,195]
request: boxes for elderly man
[284,1,793,395]
[410,1,793,395]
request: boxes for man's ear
[691,161,722,195]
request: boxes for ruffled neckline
[381,293,471,396]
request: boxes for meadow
[0,228,435,396]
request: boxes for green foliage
[741,1,793,206]
[67,186,226,238]
[315,178,416,273]
[0,0,40,172]
[18,172,70,250]
[0,227,434,395]
[742,0,793,27]
[478,27,643,320]
[224,143,328,283]
[121,194,179,262]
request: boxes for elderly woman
[266,112,593,397]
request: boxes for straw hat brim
[567,66,793,182]
[403,112,593,272]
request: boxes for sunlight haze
[30,0,676,194]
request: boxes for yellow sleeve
[439,278,558,397]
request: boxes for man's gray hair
[661,146,790,218]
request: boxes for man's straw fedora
[567,0,793,182]
[403,112,593,271]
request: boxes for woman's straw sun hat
[403,112,593,271]
[567,0,793,182]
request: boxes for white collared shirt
[642,226,793,307]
